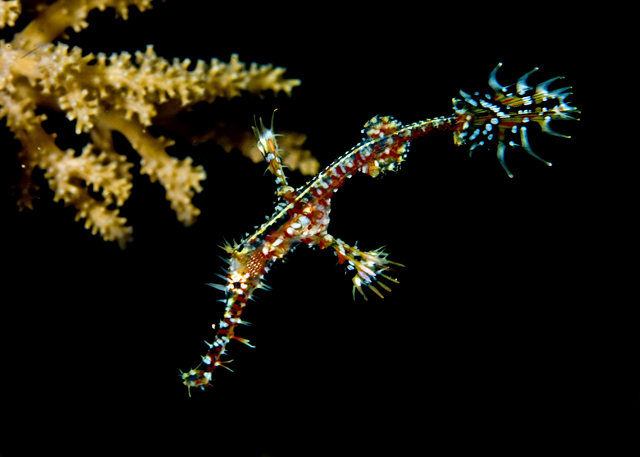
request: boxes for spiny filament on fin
[453,62,580,177]
[331,239,404,301]
[252,110,296,200]
[180,64,579,394]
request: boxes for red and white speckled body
[181,64,579,395]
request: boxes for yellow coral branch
[1,0,305,246]
[14,0,155,49]
[0,0,21,29]
[95,111,205,226]
[15,120,134,248]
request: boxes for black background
[1,2,632,457]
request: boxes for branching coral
[0,1,20,28]
[1,0,303,248]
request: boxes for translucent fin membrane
[453,63,579,177]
